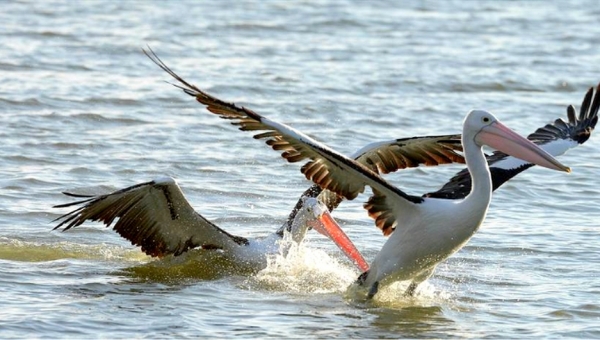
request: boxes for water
[1,0,600,337]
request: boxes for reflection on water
[125,250,261,283]
[368,305,452,337]
[0,237,147,263]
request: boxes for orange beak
[310,209,370,272]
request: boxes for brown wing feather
[54,178,247,257]
[144,48,377,201]
[355,135,464,175]
[363,189,398,235]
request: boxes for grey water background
[1,0,600,338]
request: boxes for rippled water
[1,0,600,338]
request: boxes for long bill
[310,210,370,272]
[476,121,571,173]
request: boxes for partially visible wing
[53,177,248,257]
[351,135,464,174]
[426,83,599,199]
[144,48,422,235]
[282,135,463,230]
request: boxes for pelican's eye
[482,116,491,123]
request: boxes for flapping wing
[53,177,248,257]
[426,84,599,199]
[144,48,423,235]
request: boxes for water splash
[342,276,456,310]
[250,241,360,294]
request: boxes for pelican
[144,50,573,298]
[53,176,369,272]
[290,83,598,216]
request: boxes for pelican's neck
[462,136,492,209]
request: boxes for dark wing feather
[426,83,599,199]
[353,135,464,174]
[54,177,248,257]
[144,48,422,235]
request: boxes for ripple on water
[0,97,44,106]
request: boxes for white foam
[253,242,360,294]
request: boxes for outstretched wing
[426,84,599,199]
[144,48,423,235]
[53,177,248,257]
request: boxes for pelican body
[360,110,570,296]
[288,83,597,219]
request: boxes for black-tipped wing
[54,177,248,257]
[426,84,599,199]
[145,48,423,235]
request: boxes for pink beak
[310,209,370,272]
[476,121,571,173]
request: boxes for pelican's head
[462,109,498,143]
[463,109,570,172]
[289,197,369,272]
[288,197,325,243]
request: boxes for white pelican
[53,176,369,272]
[293,83,597,215]
[144,50,573,298]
